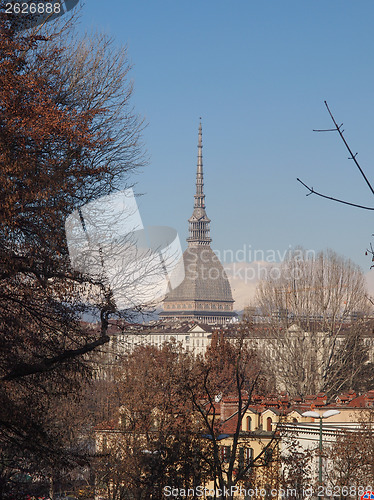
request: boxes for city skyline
[76,1,374,304]
[3,5,374,497]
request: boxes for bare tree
[255,248,372,398]
[324,410,374,496]
[279,437,313,500]
[182,332,278,500]
[93,343,209,500]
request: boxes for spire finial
[187,121,212,246]
[197,120,203,175]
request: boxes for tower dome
[160,123,235,325]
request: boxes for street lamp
[301,410,341,485]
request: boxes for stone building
[160,123,236,325]
[112,320,216,356]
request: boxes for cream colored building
[109,321,215,356]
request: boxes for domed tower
[160,123,236,324]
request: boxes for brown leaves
[0,14,145,492]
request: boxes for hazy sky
[75,1,374,278]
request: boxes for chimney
[220,399,238,421]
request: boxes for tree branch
[297,178,374,210]
[322,101,374,197]
[2,334,110,381]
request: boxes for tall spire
[187,120,212,246]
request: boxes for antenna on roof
[215,393,222,403]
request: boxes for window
[102,435,107,453]
[239,447,253,468]
[185,336,190,343]
[245,447,253,464]
[220,445,231,463]
[246,416,252,431]
[267,417,272,432]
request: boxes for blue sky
[75,1,374,273]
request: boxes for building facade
[111,321,215,356]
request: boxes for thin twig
[297,178,374,211]
[323,101,374,197]
[313,128,336,132]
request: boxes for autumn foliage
[0,10,145,497]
